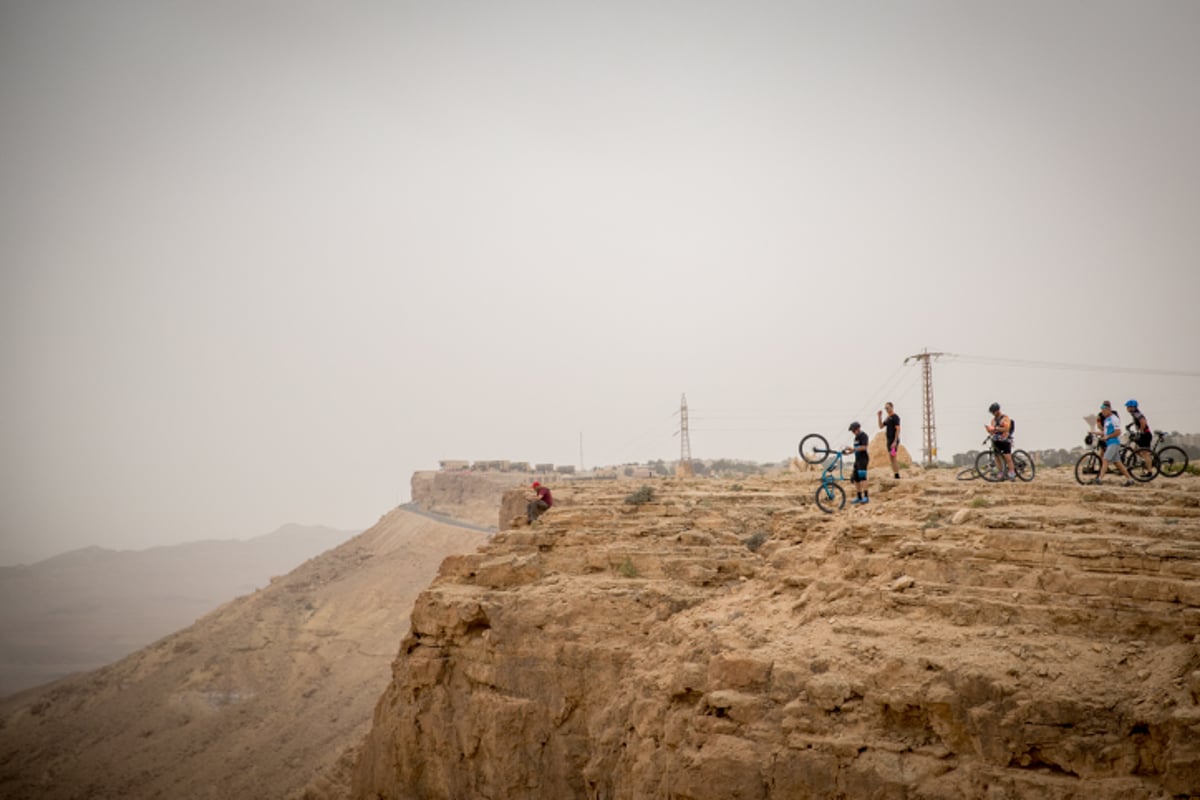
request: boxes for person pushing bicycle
[845,421,870,505]
[1097,405,1135,486]
[1124,400,1155,473]
[985,402,1017,481]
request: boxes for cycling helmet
[848,421,861,432]
[988,402,1000,413]
[532,481,541,488]
[1125,399,1138,408]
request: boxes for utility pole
[676,393,694,477]
[903,349,946,466]
[579,431,584,472]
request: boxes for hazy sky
[2,1,1198,563]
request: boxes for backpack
[1008,417,1015,436]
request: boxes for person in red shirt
[527,481,553,523]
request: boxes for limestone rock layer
[353,470,1200,800]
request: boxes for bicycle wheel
[815,482,846,513]
[975,451,1004,482]
[956,467,979,481]
[1123,447,1158,482]
[1013,450,1035,482]
[799,433,832,465]
[1075,452,1101,485]
[1157,445,1189,478]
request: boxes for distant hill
[0,508,487,800]
[0,523,357,696]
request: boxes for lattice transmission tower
[676,393,694,477]
[903,349,946,466]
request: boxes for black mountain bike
[974,436,1035,482]
[1150,431,1190,478]
[1074,433,1158,484]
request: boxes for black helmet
[988,402,1000,413]
[848,421,861,432]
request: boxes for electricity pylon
[903,350,946,466]
[676,393,694,477]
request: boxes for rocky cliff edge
[352,470,1200,799]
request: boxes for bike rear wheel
[1013,450,1035,482]
[975,450,1004,482]
[1122,447,1159,482]
[1075,452,1101,485]
[815,482,846,513]
[799,433,832,465]
[1157,445,1189,478]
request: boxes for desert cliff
[353,470,1200,799]
[0,509,486,800]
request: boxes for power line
[947,354,1200,378]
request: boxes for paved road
[397,503,497,535]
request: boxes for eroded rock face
[411,470,531,528]
[354,472,1200,799]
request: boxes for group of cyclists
[985,398,1166,486]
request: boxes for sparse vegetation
[625,485,655,505]
[744,531,768,552]
[969,497,990,509]
[616,556,639,578]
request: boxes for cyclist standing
[845,421,870,505]
[877,401,902,479]
[1097,405,1135,486]
[985,403,1017,480]
[1125,400,1155,473]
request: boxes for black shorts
[1135,432,1152,448]
[853,459,868,481]
[992,439,1012,455]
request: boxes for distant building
[439,460,470,471]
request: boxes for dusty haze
[2,1,1199,563]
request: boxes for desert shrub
[617,556,639,578]
[625,485,655,505]
[744,530,768,552]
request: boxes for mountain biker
[1125,400,1154,473]
[845,421,870,505]
[984,402,1017,480]
[877,401,901,479]
[1097,405,1134,486]
[527,481,553,523]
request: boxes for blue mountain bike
[799,433,853,513]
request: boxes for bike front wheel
[956,467,979,481]
[799,433,832,465]
[1075,452,1101,485]
[1157,445,1189,478]
[1013,450,1035,482]
[975,451,1004,482]
[815,482,846,513]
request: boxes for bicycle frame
[817,447,848,489]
